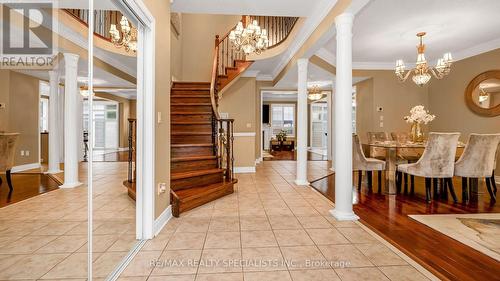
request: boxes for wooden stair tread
[171,121,212,125]
[171,168,223,180]
[172,155,217,162]
[171,95,209,98]
[171,132,212,135]
[171,111,212,115]
[171,143,213,148]
[172,87,210,91]
[171,103,211,106]
[172,179,237,201]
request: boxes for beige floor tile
[150,249,201,276]
[289,269,341,281]
[0,235,58,254]
[335,267,390,281]
[107,234,140,252]
[273,229,314,246]
[265,208,294,216]
[0,236,23,248]
[116,276,149,281]
[268,216,302,230]
[40,252,91,279]
[239,208,267,216]
[141,230,174,251]
[355,244,407,266]
[204,231,241,249]
[93,251,131,278]
[239,216,271,231]
[305,228,350,245]
[318,244,373,268]
[29,221,80,236]
[120,251,162,277]
[195,272,243,281]
[0,254,26,272]
[296,216,332,229]
[209,217,240,232]
[147,275,195,281]
[36,235,87,253]
[198,248,242,274]
[378,265,430,281]
[241,231,278,248]
[166,232,206,250]
[77,234,121,253]
[290,207,321,216]
[243,270,292,281]
[0,253,69,280]
[337,227,379,244]
[280,246,329,270]
[175,218,211,233]
[241,247,287,272]
[324,217,358,228]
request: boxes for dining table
[366,141,465,195]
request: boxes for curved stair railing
[65,9,124,41]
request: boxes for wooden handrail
[210,42,221,120]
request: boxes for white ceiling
[324,0,500,67]
[55,0,117,10]
[172,0,325,17]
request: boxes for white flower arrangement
[404,105,436,124]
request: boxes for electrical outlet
[0,103,6,109]
[379,122,384,128]
[26,150,30,156]
[20,150,24,156]
[157,183,167,195]
[157,112,162,123]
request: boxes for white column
[329,86,335,171]
[330,13,359,221]
[295,58,309,186]
[46,70,62,174]
[60,53,82,188]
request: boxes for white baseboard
[496,176,500,184]
[11,163,41,173]
[234,166,256,173]
[153,205,172,237]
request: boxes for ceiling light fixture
[308,85,325,101]
[395,32,452,86]
[229,19,269,55]
[109,16,137,53]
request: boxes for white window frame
[270,103,296,137]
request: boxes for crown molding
[257,74,274,81]
[452,37,500,62]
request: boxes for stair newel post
[127,118,136,183]
[230,120,235,180]
[225,120,232,180]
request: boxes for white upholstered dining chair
[397,132,460,203]
[0,133,19,191]
[353,134,386,193]
[454,133,500,202]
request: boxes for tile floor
[119,161,434,281]
[0,162,136,280]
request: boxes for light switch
[246,123,252,128]
[157,112,162,123]
[379,122,384,128]
[379,115,384,121]
[0,103,6,109]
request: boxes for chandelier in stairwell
[395,32,453,86]
[308,85,325,101]
[109,16,137,53]
[229,19,269,55]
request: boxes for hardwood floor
[310,172,500,281]
[93,151,130,162]
[264,150,328,161]
[0,173,60,207]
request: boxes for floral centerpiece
[404,105,436,142]
[276,130,287,142]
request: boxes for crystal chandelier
[229,20,269,55]
[395,32,452,86]
[478,85,489,103]
[308,85,325,101]
[109,16,137,53]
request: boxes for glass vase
[410,122,424,143]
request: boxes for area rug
[409,213,500,261]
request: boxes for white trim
[242,70,260,78]
[234,166,256,173]
[330,209,360,221]
[256,74,273,81]
[496,176,500,184]
[105,240,147,281]
[294,179,310,186]
[255,157,263,165]
[118,147,130,152]
[233,132,256,137]
[11,163,41,173]
[153,205,172,236]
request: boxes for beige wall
[171,20,183,81]
[143,0,171,219]
[353,70,429,143]
[180,13,240,81]
[219,77,257,168]
[428,48,500,172]
[0,71,40,166]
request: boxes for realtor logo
[1,1,57,69]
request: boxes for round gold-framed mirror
[465,70,500,117]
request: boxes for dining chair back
[353,135,385,192]
[0,133,19,191]
[391,132,411,143]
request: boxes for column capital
[297,58,309,69]
[63,53,79,68]
[48,70,59,81]
[335,13,354,28]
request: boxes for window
[39,97,49,132]
[271,104,295,136]
[83,101,119,149]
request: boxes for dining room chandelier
[395,32,453,86]
[109,16,137,53]
[229,20,269,55]
[308,85,325,101]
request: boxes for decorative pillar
[46,70,62,174]
[330,13,359,221]
[295,58,309,186]
[327,89,334,167]
[60,53,82,188]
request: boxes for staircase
[170,82,236,217]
